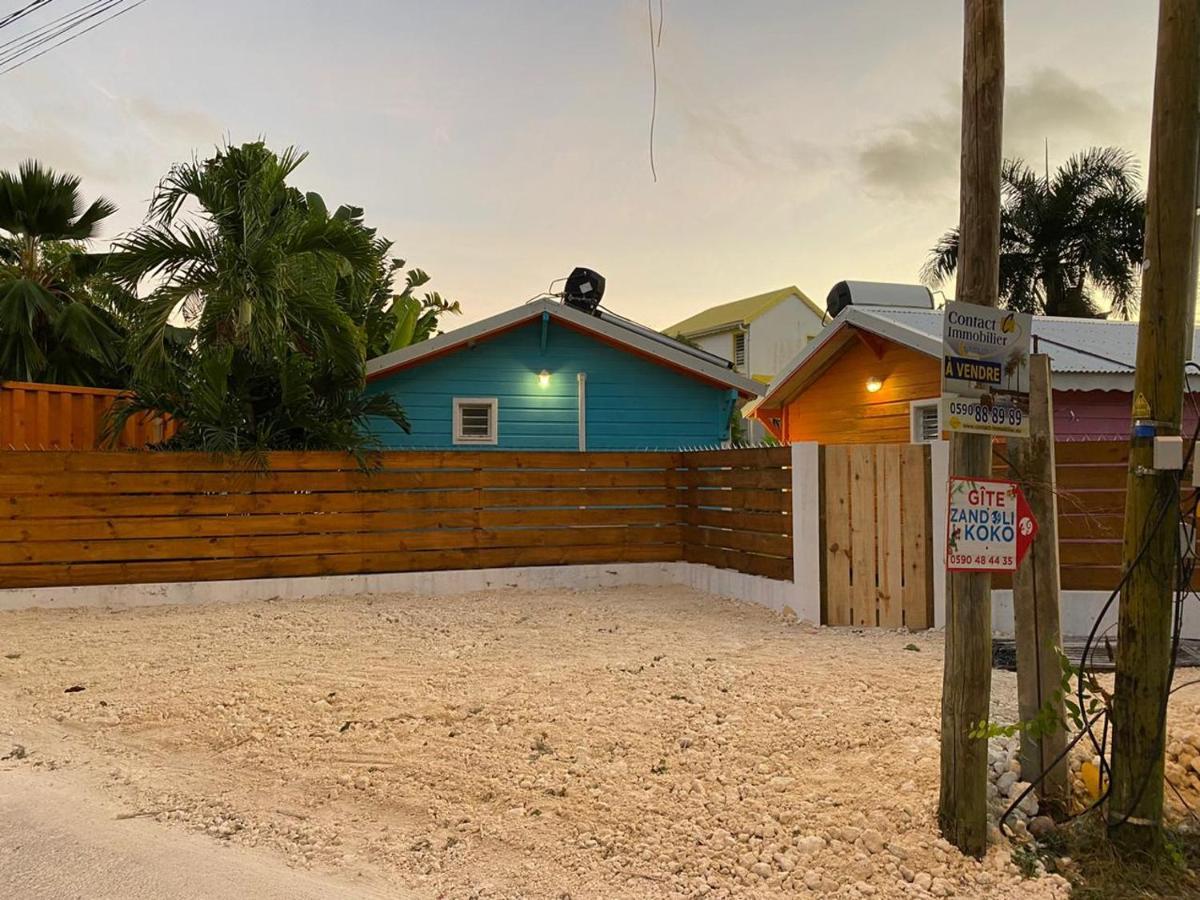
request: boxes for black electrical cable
[0,0,127,67]
[0,0,55,31]
[0,0,110,55]
[996,398,1200,836]
[0,0,148,76]
[1083,400,1200,832]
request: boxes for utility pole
[1109,0,1200,852]
[938,0,1005,858]
[1007,354,1067,811]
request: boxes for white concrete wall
[791,442,822,624]
[0,561,819,621]
[746,296,824,380]
[691,331,736,366]
[0,563,681,612]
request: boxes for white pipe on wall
[577,372,587,451]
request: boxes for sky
[0,0,1161,331]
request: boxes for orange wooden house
[745,305,1200,444]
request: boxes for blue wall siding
[367,319,735,450]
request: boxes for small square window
[911,400,941,443]
[453,398,498,445]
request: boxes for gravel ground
[0,584,1187,898]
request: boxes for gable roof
[367,298,765,398]
[748,305,1200,415]
[664,286,824,338]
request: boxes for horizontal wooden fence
[0,381,174,450]
[0,448,793,589]
[995,440,1134,591]
[680,446,793,581]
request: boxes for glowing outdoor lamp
[865,376,883,393]
[538,369,551,388]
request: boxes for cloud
[673,96,831,178]
[0,87,223,237]
[857,67,1132,199]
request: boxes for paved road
[0,769,400,899]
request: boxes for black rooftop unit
[563,267,606,316]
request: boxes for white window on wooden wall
[910,399,940,443]
[453,398,498,445]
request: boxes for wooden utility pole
[938,0,1005,858]
[1007,354,1067,811]
[1109,0,1200,852]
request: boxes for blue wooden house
[365,298,764,450]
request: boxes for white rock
[795,835,825,855]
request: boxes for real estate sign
[940,300,1032,437]
[946,477,1037,572]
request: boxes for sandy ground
[0,584,1191,898]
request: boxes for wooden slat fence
[680,446,793,581]
[820,443,933,629]
[0,381,174,450]
[0,448,795,589]
[995,440,1136,592]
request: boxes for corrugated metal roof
[861,307,1200,374]
[664,286,823,337]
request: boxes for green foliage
[969,644,1107,741]
[109,142,414,456]
[0,160,128,386]
[1060,813,1200,899]
[1012,843,1041,879]
[923,147,1146,319]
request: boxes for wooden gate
[820,443,934,628]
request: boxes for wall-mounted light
[865,376,883,393]
[538,369,551,388]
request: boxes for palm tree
[110,142,409,454]
[334,228,461,360]
[922,147,1145,319]
[0,161,126,385]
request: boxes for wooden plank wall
[0,448,796,589]
[679,446,793,581]
[820,443,934,629]
[0,381,174,450]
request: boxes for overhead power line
[0,0,150,76]
[0,0,56,32]
[0,0,117,57]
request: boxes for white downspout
[577,372,587,452]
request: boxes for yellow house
[664,286,826,384]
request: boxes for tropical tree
[922,147,1146,319]
[336,230,461,359]
[0,161,128,385]
[109,142,411,454]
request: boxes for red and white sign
[946,477,1037,572]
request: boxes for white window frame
[910,398,941,443]
[733,331,747,370]
[452,397,499,445]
